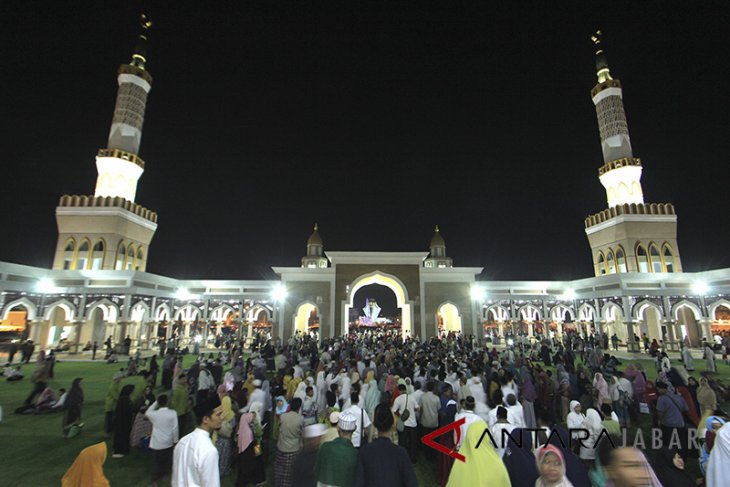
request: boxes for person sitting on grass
[6,364,24,381]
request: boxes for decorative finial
[591,29,612,83]
[591,30,602,46]
[130,13,152,70]
[435,225,440,232]
[314,223,318,231]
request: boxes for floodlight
[691,282,709,295]
[272,284,288,302]
[470,285,485,302]
[36,277,56,294]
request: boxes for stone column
[664,320,680,351]
[625,320,640,352]
[699,319,712,343]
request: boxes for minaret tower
[301,224,328,268]
[590,31,644,207]
[584,31,682,276]
[52,14,158,272]
[95,14,154,202]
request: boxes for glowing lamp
[470,285,485,302]
[36,277,56,294]
[691,282,709,296]
[272,284,288,302]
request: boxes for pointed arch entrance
[437,302,462,335]
[344,271,412,337]
[293,301,319,335]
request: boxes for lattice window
[595,95,629,141]
[112,83,148,131]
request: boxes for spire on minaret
[130,13,153,71]
[590,29,644,208]
[94,12,154,202]
[591,30,613,83]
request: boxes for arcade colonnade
[1,260,730,352]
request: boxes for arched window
[135,247,144,271]
[663,244,675,273]
[649,244,662,272]
[606,249,616,274]
[597,252,606,275]
[125,245,135,270]
[115,242,126,270]
[76,240,90,270]
[63,239,75,270]
[616,246,628,273]
[636,244,649,273]
[91,240,105,270]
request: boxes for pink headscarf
[237,412,254,453]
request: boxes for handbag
[396,395,409,433]
[361,408,370,445]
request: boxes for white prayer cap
[303,423,327,438]
[338,411,357,431]
[253,379,262,387]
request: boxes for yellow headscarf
[286,377,302,402]
[62,442,110,487]
[446,420,511,487]
[365,370,375,384]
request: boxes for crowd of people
[9,326,730,486]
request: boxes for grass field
[0,353,726,486]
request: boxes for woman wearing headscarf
[273,395,289,440]
[535,444,575,487]
[112,384,135,458]
[566,401,585,454]
[699,415,726,475]
[592,373,610,409]
[579,408,603,466]
[704,342,718,373]
[285,376,301,402]
[557,365,571,421]
[62,441,110,487]
[63,378,84,437]
[215,385,236,476]
[502,427,540,486]
[546,426,592,487]
[446,420,511,487]
[697,376,718,414]
[237,402,265,486]
[653,447,695,487]
[521,367,538,429]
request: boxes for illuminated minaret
[584,31,682,276]
[591,30,643,208]
[95,14,153,202]
[52,14,158,272]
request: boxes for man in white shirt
[172,395,223,487]
[454,396,481,450]
[343,391,371,449]
[146,394,180,487]
[243,379,267,412]
[392,383,420,463]
[504,393,525,429]
[490,406,515,458]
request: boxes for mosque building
[1,19,729,354]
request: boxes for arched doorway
[636,303,662,342]
[44,302,74,349]
[293,302,319,335]
[437,302,462,335]
[344,271,412,338]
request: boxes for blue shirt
[656,392,688,428]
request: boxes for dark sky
[2,1,729,281]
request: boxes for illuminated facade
[1,28,729,355]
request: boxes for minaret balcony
[117,63,153,84]
[591,78,622,97]
[585,202,675,229]
[97,148,145,169]
[598,157,641,176]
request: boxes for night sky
[2,1,729,281]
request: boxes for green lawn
[0,353,725,486]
